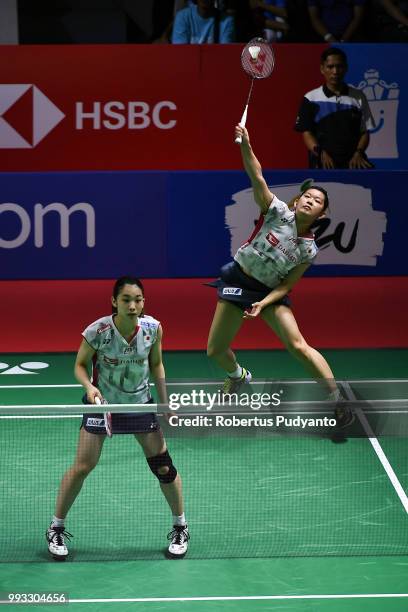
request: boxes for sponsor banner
[2,278,408,351]
[0,44,406,170]
[337,44,407,169]
[0,169,404,279]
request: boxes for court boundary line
[59,593,408,604]
[343,382,408,514]
[2,378,408,390]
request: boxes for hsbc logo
[0,84,65,148]
[0,84,177,148]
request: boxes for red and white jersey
[82,314,160,405]
[234,196,318,288]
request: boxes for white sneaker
[46,525,72,560]
[167,525,189,559]
[222,368,252,395]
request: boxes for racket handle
[94,396,112,437]
[235,106,248,144]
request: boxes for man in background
[295,47,375,169]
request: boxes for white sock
[228,365,243,379]
[173,513,186,527]
[51,516,64,528]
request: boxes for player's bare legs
[55,428,106,518]
[46,429,105,560]
[207,300,244,371]
[261,304,337,393]
[207,300,252,393]
[136,429,189,558]
[136,430,183,516]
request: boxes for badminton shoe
[46,525,72,561]
[222,368,252,395]
[334,401,355,428]
[167,525,189,559]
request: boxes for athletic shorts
[206,260,291,311]
[81,396,159,435]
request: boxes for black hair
[320,47,347,65]
[302,185,329,211]
[112,276,144,314]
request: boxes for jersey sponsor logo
[123,346,134,354]
[222,287,242,295]
[266,232,279,247]
[97,323,113,334]
[103,355,119,365]
[86,417,105,427]
[277,243,297,263]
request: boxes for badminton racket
[95,396,112,438]
[235,38,275,144]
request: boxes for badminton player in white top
[207,125,352,425]
[46,276,189,561]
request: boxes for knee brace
[147,450,177,484]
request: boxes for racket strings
[241,39,275,79]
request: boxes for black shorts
[206,261,291,311]
[81,396,159,435]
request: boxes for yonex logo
[0,84,65,148]
[0,361,49,375]
[222,287,242,295]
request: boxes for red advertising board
[0,44,324,171]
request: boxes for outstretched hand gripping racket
[235,38,275,144]
[95,396,112,438]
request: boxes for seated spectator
[372,0,408,40]
[308,0,366,41]
[171,0,235,43]
[254,0,289,41]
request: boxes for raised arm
[235,124,274,214]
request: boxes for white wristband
[324,33,333,41]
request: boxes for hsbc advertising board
[0,44,407,171]
[0,170,405,279]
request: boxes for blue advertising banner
[0,170,405,279]
[338,44,408,170]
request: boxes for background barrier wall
[0,44,406,171]
[0,169,403,280]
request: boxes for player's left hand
[243,302,263,319]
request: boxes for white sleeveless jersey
[82,314,160,405]
[234,196,318,288]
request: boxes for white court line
[62,593,408,604]
[0,384,82,389]
[343,382,408,514]
[1,379,408,390]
